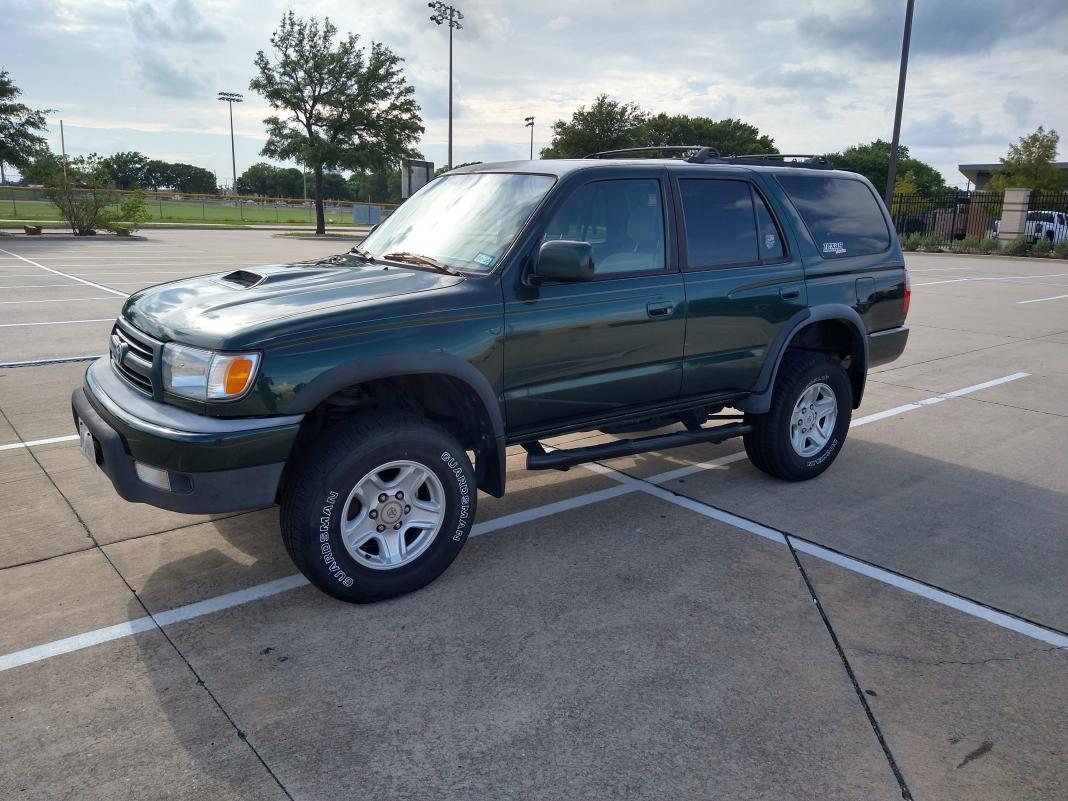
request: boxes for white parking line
[0,249,129,298]
[0,434,80,452]
[0,371,1046,672]
[915,272,1068,287]
[1018,293,1068,305]
[0,319,115,328]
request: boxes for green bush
[1031,237,1053,256]
[920,234,944,251]
[901,233,920,251]
[1004,236,1032,256]
[1054,239,1068,259]
[958,235,980,253]
[977,236,998,254]
[42,155,121,235]
[112,189,150,233]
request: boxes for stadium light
[525,116,535,160]
[428,2,463,170]
[217,91,243,195]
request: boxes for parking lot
[1,230,1065,800]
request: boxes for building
[958,161,1068,190]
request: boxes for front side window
[543,179,665,276]
[361,172,555,272]
[778,175,890,258]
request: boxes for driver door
[502,174,686,432]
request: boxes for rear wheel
[280,411,477,603]
[743,351,852,481]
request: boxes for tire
[280,411,477,603]
[743,350,852,481]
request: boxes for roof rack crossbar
[584,145,721,160]
[723,154,834,169]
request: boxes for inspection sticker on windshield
[822,242,847,255]
[473,252,495,267]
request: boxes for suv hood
[122,259,463,347]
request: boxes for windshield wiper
[347,246,376,263]
[383,251,460,275]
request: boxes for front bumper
[868,326,909,368]
[72,358,304,514]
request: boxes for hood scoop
[219,266,344,289]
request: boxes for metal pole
[59,119,69,182]
[228,101,238,200]
[885,0,915,209]
[530,121,534,159]
[448,22,453,171]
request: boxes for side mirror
[532,240,594,284]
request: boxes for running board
[523,421,752,471]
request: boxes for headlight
[162,344,261,401]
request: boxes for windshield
[359,172,555,273]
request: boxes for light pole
[217,91,243,195]
[885,0,914,209]
[429,2,463,171]
[525,116,535,160]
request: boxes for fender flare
[284,353,507,497]
[736,304,868,414]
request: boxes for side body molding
[736,304,869,414]
[284,353,507,497]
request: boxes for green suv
[72,148,909,602]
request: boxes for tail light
[902,266,911,316]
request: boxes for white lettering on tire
[441,451,471,542]
[317,489,354,588]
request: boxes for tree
[142,159,174,191]
[169,163,216,194]
[636,114,777,156]
[321,171,351,200]
[16,146,61,184]
[42,154,123,235]
[0,70,51,184]
[988,126,1064,192]
[826,140,946,197]
[250,12,423,233]
[237,162,281,196]
[102,151,149,189]
[541,94,648,158]
[347,164,401,204]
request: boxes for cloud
[135,50,206,99]
[902,111,1001,148]
[1002,92,1035,126]
[754,66,855,94]
[546,16,571,31]
[130,0,225,43]
[800,0,1068,61]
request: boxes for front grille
[110,320,159,396]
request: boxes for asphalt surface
[0,232,1065,800]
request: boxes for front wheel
[280,411,477,603]
[743,351,852,481]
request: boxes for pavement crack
[845,644,1067,668]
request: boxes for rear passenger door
[675,175,806,396]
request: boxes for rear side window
[679,179,786,269]
[778,175,890,258]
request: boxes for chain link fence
[1,185,397,227]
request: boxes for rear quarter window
[777,175,890,258]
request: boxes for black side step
[523,421,752,472]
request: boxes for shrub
[901,233,920,251]
[42,154,121,235]
[112,189,151,233]
[959,235,981,253]
[978,236,998,254]
[1031,237,1053,256]
[920,234,944,251]
[1004,236,1032,256]
[1054,239,1068,259]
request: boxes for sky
[3,0,1067,189]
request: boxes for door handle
[779,288,801,300]
[646,301,674,317]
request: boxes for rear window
[778,175,890,258]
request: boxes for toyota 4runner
[72,148,910,603]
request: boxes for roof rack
[584,145,721,163]
[722,154,834,169]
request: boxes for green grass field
[0,196,361,227]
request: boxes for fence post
[9,186,16,217]
[998,188,1030,248]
